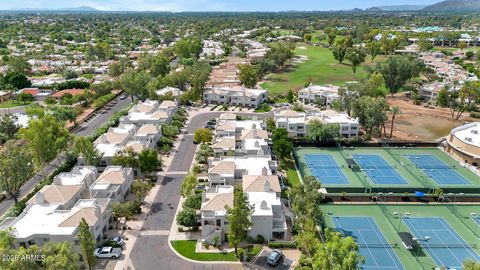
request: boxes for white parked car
[94,246,122,259]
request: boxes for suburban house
[212,137,236,157]
[134,124,162,149]
[298,84,340,107]
[120,99,173,125]
[419,82,447,102]
[0,198,112,250]
[200,186,234,244]
[92,123,138,167]
[90,166,134,202]
[203,86,268,108]
[307,110,360,138]
[50,89,87,100]
[274,110,307,138]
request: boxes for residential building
[90,166,134,202]
[92,123,137,167]
[134,124,162,149]
[298,85,340,107]
[307,110,359,138]
[200,186,234,244]
[419,82,446,102]
[274,110,307,138]
[203,86,268,109]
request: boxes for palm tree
[389,106,401,138]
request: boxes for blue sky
[0,0,441,11]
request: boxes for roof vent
[260,200,268,209]
[465,137,473,142]
[264,180,271,192]
[471,130,478,135]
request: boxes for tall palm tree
[389,106,401,138]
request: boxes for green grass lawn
[284,158,302,187]
[0,100,32,108]
[261,44,386,96]
[170,240,238,261]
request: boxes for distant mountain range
[423,0,480,12]
[370,5,427,11]
[7,6,98,12]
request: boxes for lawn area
[260,44,386,96]
[284,158,302,187]
[0,100,32,108]
[170,240,238,262]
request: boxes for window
[28,240,35,246]
[216,219,221,227]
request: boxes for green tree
[367,41,381,62]
[73,137,103,166]
[287,90,295,104]
[138,149,160,178]
[376,56,422,96]
[151,53,171,77]
[176,207,197,228]
[78,218,96,270]
[183,193,202,210]
[239,64,258,88]
[464,260,480,270]
[332,43,347,64]
[272,128,292,160]
[327,29,337,47]
[389,106,401,138]
[0,114,19,144]
[333,83,361,116]
[226,186,254,257]
[195,143,213,164]
[7,57,31,75]
[0,142,33,203]
[265,117,276,132]
[312,229,362,270]
[346,48,366,78]
[120,70,151,101]
[16,92,34,103]
[193,128,213,144]
[352,96,388,136]
[181,171,198,197]
[42,241,80,270]
[111,202,134,229]
[112,147,139,169]
[3,72,32,89]
[132,180,153,202]
[304,33,312,42]
[446,81,480,120]
[436,87,448,107]
[19,114,70,167]
[418,39,433,52]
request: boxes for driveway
[249,249,294,270]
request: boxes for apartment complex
[203,86,268,109]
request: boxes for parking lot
[250,249,294,270]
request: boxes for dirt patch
[386,93,474,141]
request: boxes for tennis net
[357,243,397,248]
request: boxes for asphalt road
[0,106,27,116]
[0,96,131,217]
[130,110,274,270]
[72,97,131,137]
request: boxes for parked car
[94,246,122,259]
[109,236,125,246]
[119,94,128,100]
[267,249,283,266]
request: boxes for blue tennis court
[304,154,349,185]
[403,217,480,269]
[353,155,407,185]
[333,216,404,270]
[405,155,470,185]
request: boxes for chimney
[95,205,101,218]
[254,141,260,147]
[264,180,271,192]
[260,200,268,209]
[252,123,257,130]
[36,192,45,204]
[252,129,257,138]
[262,167,268,176]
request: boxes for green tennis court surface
[294,147,480,190]
[322,204,480,270]
[333,216,404,270]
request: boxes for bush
[93,93,116,109]
[470,112,480,118]
[268,241,297,249]
[183,193,202,210]
[255,234,266,244]
[237,248,245,261]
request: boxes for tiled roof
[27,185,82,205]
[201,193,233,211]
[242,175,281,193]
[59,207,98,227]
[209,161,235,174]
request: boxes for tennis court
[333,216,404,270]
[405,154,471,185]
[403,217,480,269]
[304,154,349,185]
[353,155,407,185]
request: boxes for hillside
[423,0,480,12]
[374,5,427,11]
